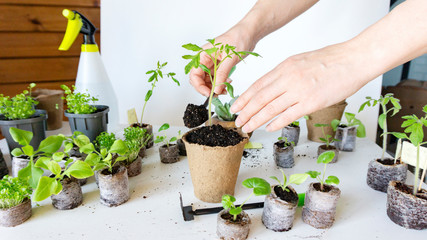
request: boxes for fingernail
[230,105,238,113]
[242,125,250,133]
[235,118,242,128]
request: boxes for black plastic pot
[273,141,294,168]
[334,125,357,151]
[0,149,8,179]
[64,105,109,142]
[0,109,47,152]
[281,124,300,146]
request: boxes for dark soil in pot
[217,209,251,240]
[11,155,30,178]
[302,182,341,229]
[273,141,294,168]
[334,125,357,151]
[387,181,427,230]
[0,198,32,227]
[183,103,209,128]
[51,176,83,210]
[185,124,245,147]
[366,158,407,193]
[126,157,142,177]
[159,144,180,164]
[0,149,9,179]
[317,145,339,163]
[131,123,153,149]
[98,165,129,207]
[177,138,186,156]
[262,185,298,232]
[281,124,300,146]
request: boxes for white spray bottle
[59,9,119,131]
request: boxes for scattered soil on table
[183,104,209,128]
[274,141,292,148]
[242,149,266,168]
[395,182,427,200]
[185,125,244,147]
[221,212,245,225]
[377,158,400,166]
[313,182,332,193]
[274,186,298,203]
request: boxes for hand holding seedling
[222,177,270,221]
[306,151,340,192]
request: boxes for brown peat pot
[217,209,251,240]
[32,88,64,130]
[262,185,299,231]
[317,145,339,163]
[306,101,347,143]
[182,125,248,203]
[126,156,142,177]
[177,138,187,156]
[210,116,253,138]
[273,141,294,168]
[131,123,153,149]
[98,165,130,207]
[302,183,341,229]
[0,198,32,227]
[386,181,427,230]
[334,125,357,151]
[138,146,146,158]
[159,144,180,164]
[281,124,300,146]
[51,177,83,210]
[366,159,407,193]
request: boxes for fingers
[240,93,297,133]
[265,103,307,132]
[189,68,211,97]
[213,58,237,95]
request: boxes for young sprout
[390,105,427,195]
[270,169,309,192]
[222,177,270,221]
[277,136,294,147]
[61,85,98,114]
[211,82,237,121]
[95,132,117,151]
[154,123,177,148]
[306,151,340,192]
[331,112,366,138]
[314,123,339,148]
[290,121,300,127]
[0,176,32,209]
[182,38,261,125]
[140,61,180,124]
[123,126,151,162]
[359,94,401,160]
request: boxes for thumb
[213,59,236,95]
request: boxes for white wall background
[101,0,390,141]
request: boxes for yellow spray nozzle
[58,9,83,51]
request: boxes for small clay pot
[317,145,339,163]
[273,141,294,168]
[0,198,32,227]
[131,123,153,149]
[386,181,427,230]
[334,125,357,152]
[159,144,180,164]
[177,138,187,156]
[126,157,142,177]
[138,146,146,158]
[366,159,407,193]
[217,209,251,240]
[11,156,30,177]
[98,165,129,207]
[262,185,298,231]
[281,124,300,146]
[0,149,9,179]
[51,177,83,210]
[302,183,341,229]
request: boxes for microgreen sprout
[0,83,38,120]
[306,151,340,192]
[95,132,117,151]
[61,85,98,114]
[182,38,261,125]
[123,126,151,162]
[0,175,32,209]
[222,177,270,221]
[314,123,339,148]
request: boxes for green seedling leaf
[331,119,340,131]
[182,43,202,51]
[378,113,386,130]
[325,175,340,185]
[64,142,73,153]
[93,163,105,172]
[18,161,43,189]
[270,176,282,186]
[38,135,64,154]
[158,123,170,132]
[344,112,355,123]
[242,177,271,196]
[306,171,321,179]
[84,153,101,166]
[33,176,59,202]
[221,194,236,210]
[80,143,95,154]
[238,51,261,57]
[229,207,242,216]
[109,139,128,155]
[22,145,34,157]
[145,90,153,101]
[199,64,211,75]
[169,137,177,143]
[116,156,127,162]
[64,161,94,179]
[317,151,335,164]
[47,161,61,176]
[314,123,328,127]
[223,82,234,99]
[11,148,24,157]
[288,173,310,185]
[9,127,33,146]
[75,134,90,147]
[204,47,218,56]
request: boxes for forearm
[348,0,427,84]
[232,0,319,44]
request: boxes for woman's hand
[231,42,372,133]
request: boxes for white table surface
[0,122,426,239]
